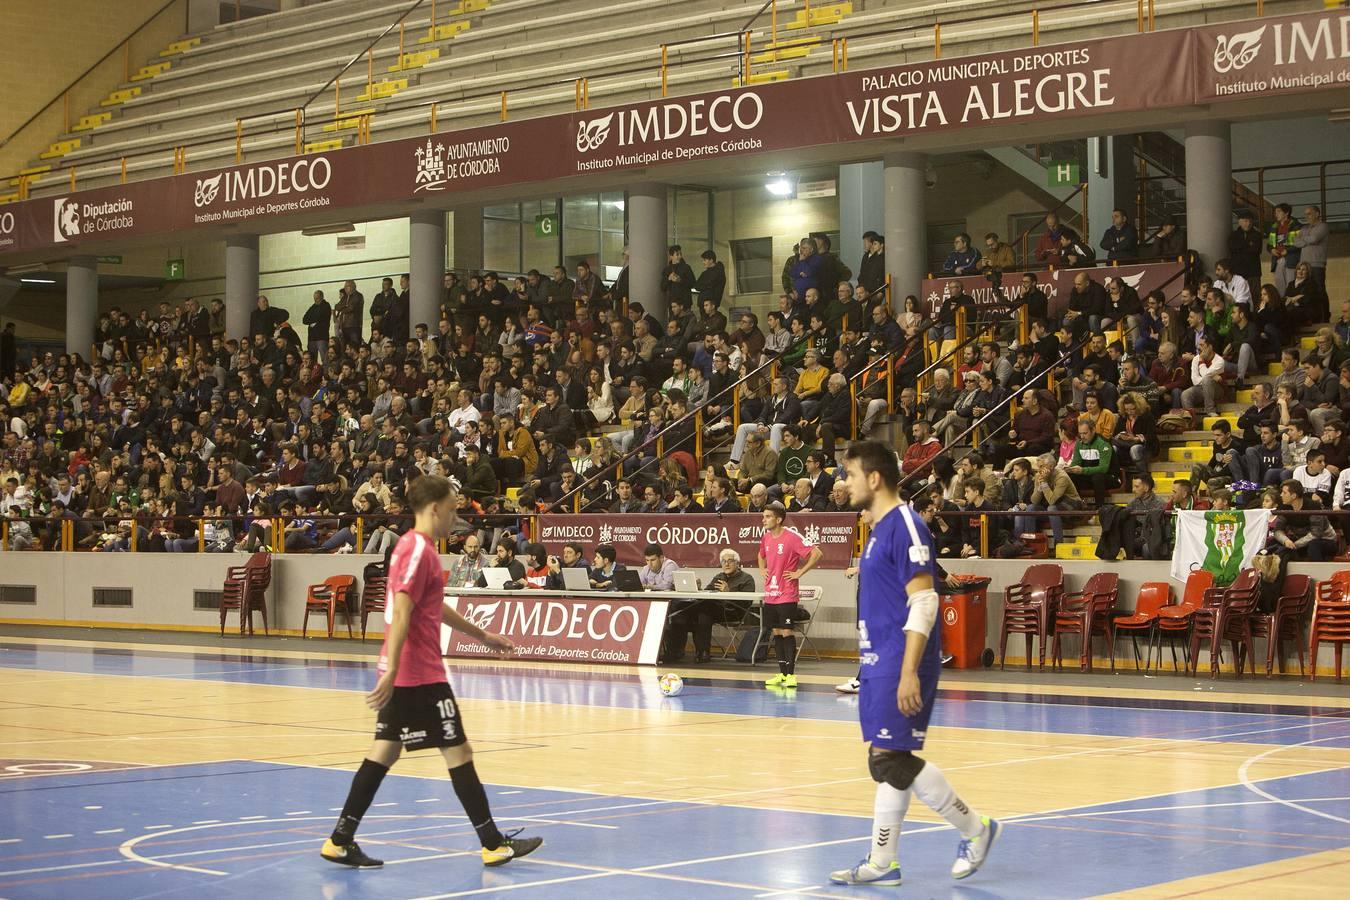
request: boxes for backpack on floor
[735,627,771,663]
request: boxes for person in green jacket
[1067,418,1114,506]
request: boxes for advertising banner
[919,260,1187,319]
[441,593,669,665]
[1194,10,1350,102]
[2,9,1345,259]
[537,513,858,568]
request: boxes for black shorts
[374,682,467,752]
[762,602,802,629]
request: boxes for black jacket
[858,250,886,294]
[302,301,332,345]
[694,262,726,307]
[815,388,851,431]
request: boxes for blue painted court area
[2,641,1348,746]
[0,760,1347,899]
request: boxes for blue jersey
[858,503,941,681]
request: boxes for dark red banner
[440,593,669,665]
[920,260,1187,319]
[1,10,1345,259]
[537,513,857,569]
[1194,12,1350,102]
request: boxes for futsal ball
[658,673,684,697]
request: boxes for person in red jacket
[901,419,943,482]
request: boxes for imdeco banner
[4,9,1349,257]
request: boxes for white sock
[911,761,981,839]
[869,782,909,867]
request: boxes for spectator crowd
[1,202,1345,569]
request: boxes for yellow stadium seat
[1202,415,1239,430]
[304,138,344,153]
[39,138,80,160]
[321,110,376,132]
[160,37,201,57]
[72,112,112,132]
[131,62,172,81]
[417,20,471,43]
[388,49,440,72]
[733,69,790,88]
[101,87,142,107]
[356,78,407,102]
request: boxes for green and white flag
[1169,509,1270,586]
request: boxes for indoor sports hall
[3,0,1350,897]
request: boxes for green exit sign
[1047,161,1080,188]
[165,258,185,280]
[534,213,558,238]
[97,255,122,265]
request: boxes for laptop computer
[560,567,592,591]
[480,567,512,590]
[612,568,644,592]
[673,570,701,592]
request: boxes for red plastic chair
[302,575,357,638]
[219,551,271,636]
[1310,578,1350,682]
[1153,570,1214,671]
[1251,574,1312,677]
[1188,568,1260,679]
[999,563,1064,670]
[1052,572,1119,672]
[360,561,389,642]
[1113,581,1172,671]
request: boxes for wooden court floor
[0,634,1347,898]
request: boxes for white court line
[0,838,20,844]
[756,886,824,898]
[42,834,73,840]
[95,828,124,835]
[1238,736,1350,826]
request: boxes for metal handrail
[0,0,182,151]
[1,0,1188,191]
[546,279,892,513]
[897,334,1091,494]
[296,0,428,144]
[1013,182,1087,269]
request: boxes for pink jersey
[760,526,814,605]
[378,530,448,687]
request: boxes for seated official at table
[589,543,626,590]
[446,533,489,589]
[476,539,526,588]
[545,541,590,588]
[638,542,678,591]
[664,548,758,664]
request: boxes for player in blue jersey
[829,440,1000,887]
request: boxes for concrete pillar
[1087,135,1137,253]
[410,210,447,329]
[1185,120,1232,270]
[627,182,668,316]
[839,161,884,283]
[449,206,483,272]
[66,256,98,357]
[883,152,927,300]
[225,234,259,341]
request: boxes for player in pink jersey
[322,475,542,870]
[757,502,822,689]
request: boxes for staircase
[1133,132,1275,235]
[733,1,854,88]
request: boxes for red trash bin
[940,575,992,669]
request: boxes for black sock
[449,760,504,849]
[776,636,789,675]
[782,635,797,675]
[331,758,389,845]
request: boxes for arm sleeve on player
[904,588,939,637]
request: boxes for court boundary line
[1238,735,1350,826]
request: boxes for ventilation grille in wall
[0,584,37,604]
[194,590,223,611]
[92,587,133,608]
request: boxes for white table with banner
[439,588,763,666]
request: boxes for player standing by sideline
[758,502,823,689]
[321,475,542,869]
[830,442,1000,886]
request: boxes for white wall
[2,554,1346,675]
